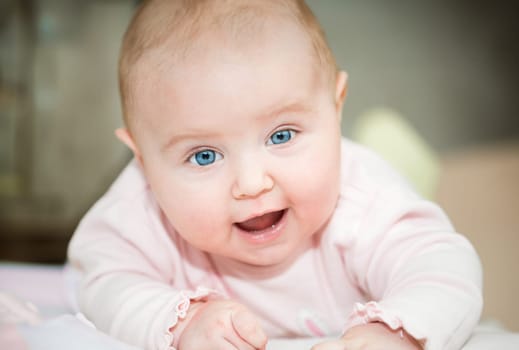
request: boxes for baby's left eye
[268,129,295,145]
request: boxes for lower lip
[234,209,288,244]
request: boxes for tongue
[237,211,283,232]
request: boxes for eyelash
[185,127,299,167]
[187,148,223,167]
[267,128,297,145]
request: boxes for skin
[116,17,420,350]
[312,323,423,350]
[174,300,268,350]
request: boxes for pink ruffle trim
[169,287,221,349]
[173,286,219,321]
[346,302,426,348]
[346,301,403,331]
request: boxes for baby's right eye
[188,149,223,166]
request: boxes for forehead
[149,12,316,73]
[129,9,330,89]
[131,16,329,120]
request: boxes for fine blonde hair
[118,0,338,128]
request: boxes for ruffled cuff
[345,301,403,331]
[169,287,222,349]
[344,301,426,348]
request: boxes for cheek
[282,135,341,214]
[148,170,230,243]
[305,158,340,205]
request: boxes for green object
[352,108,440,199]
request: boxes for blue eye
[189,150,222,166]
[268,129,295,145]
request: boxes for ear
[115,128,144,166]
[334,71,348,118]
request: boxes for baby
[68,1,483,349]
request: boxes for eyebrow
[162,100,314,152]
[262,100,314,121]
[162,130,218,152]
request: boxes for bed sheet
[1,263,519,350]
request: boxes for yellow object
[352,108,440,199]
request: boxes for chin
[243,240,310,269]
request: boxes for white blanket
[1,263,518,350]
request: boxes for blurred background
[0,0,518,331]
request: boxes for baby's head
[116,0,348,267]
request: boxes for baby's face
[125,21,346,267]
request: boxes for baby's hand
[176,299,267,350]
[311,322,423,350]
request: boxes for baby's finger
[223,333,256,350]
[231,309,268,349]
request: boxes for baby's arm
[173,300,267,350]
[67,172,226,349]
[69,232,203,349]
[337,183,482,350]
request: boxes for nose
[231,155,274,199]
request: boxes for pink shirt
[68,138,482,350]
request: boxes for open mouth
[235,209,286,233]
